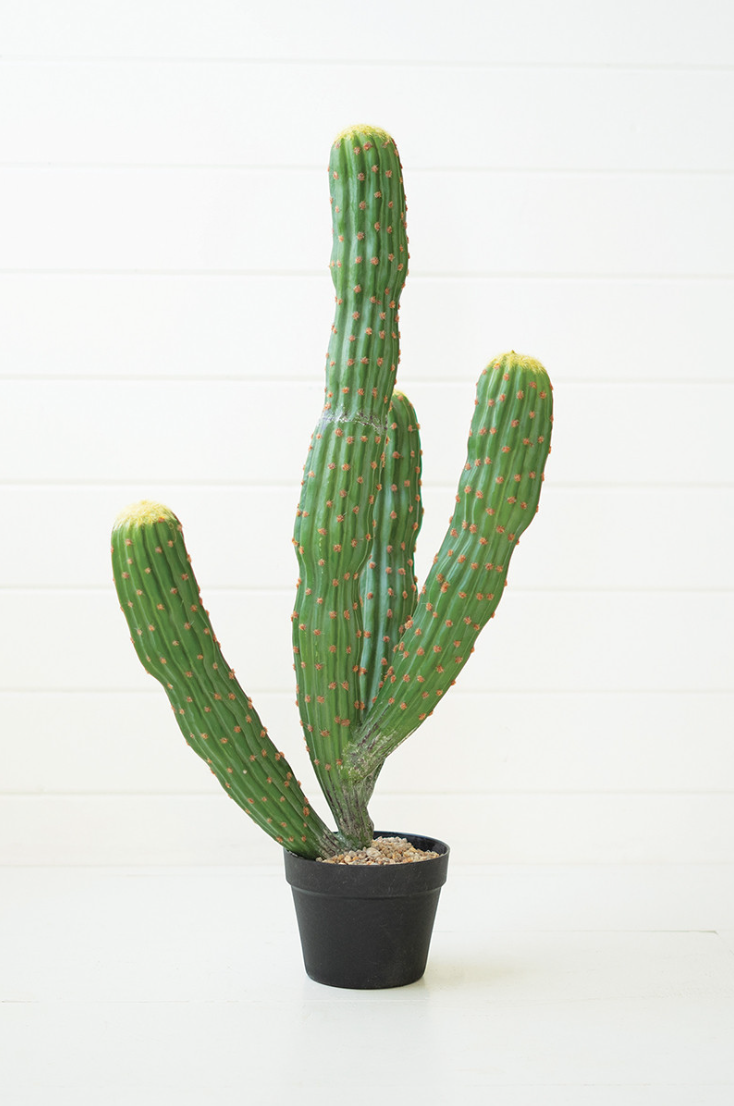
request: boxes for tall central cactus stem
[292,126,409,844]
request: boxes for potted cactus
[111,125,553,988]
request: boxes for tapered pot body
[283,831,450,989]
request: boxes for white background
[1,0,732,866]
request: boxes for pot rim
[283,830,450,898]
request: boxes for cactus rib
[112,502,339,858]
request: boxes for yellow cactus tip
[113,500,178,531]
[333,123,394,147]
[499,351,548,375]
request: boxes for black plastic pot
[283,830,450,989]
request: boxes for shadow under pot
[283,830,450,989]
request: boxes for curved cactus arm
[347,352,553,781]
[360,389,423,713]
[292,125,409,844]
[112,501,340,859]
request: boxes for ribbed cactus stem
[347,352,553,780]
[360,390,423,712]
[112,501,340,858]
[292,126,409,843]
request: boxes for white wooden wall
[1,0,732,864]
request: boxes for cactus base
[283,831,450,989]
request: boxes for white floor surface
[2,864,733,1105]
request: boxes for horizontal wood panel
[2,274,731,384]
[369,792,734,864]
[2,792,732,864]
[4,62,732,171]
[1,590,730,693]
[4,0,732,65]
[377,692,734,794]
[1,485,732,592]
[1,691,730,795]
[3,380,732,487]
[1,169,731,275]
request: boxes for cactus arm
[347,352,553,781]
[112,501,340,859]
[360,389,423,713]
[292,126,409,844]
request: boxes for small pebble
[317,835,440,865]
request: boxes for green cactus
[111,125,553,858]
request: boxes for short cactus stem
[347,352,553,781]
[112,501,340,859]
[360,389,423,712]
